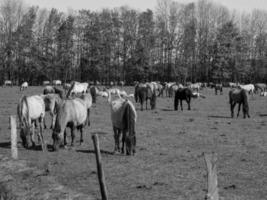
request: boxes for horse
[43,86,64,98]
[135,84,156,111]
[17,95,46,151]
[107,91,137,155]
[42,94,63,129]
[63,83,71,93]
[164,82,176,97]
[229,89,250,118]
[43,81,50,86]
[238,84,254,94]
[20,82,28,91]
[168,84,182,98]
[53,80,62,86]
[214,83,223,95]
[52,93,92,151]
[189,83,201,92]
[90,86,100,103]
[254,83,267,94]
[174,88,194,111]
[3,80,12,87]
[66,81,88,98]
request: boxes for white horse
[43,81,50,86]
[3,80,12,87]
[17,95,46,151]
[53,80,62,86]
[20,82,28,91]
[66,81,88,98]
[107,90,137,155]
[189,83,201,92]
[238,84,255,94]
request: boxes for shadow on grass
[76,149,114,155]
[208,115,232,119]
[259,114,267,117]
[160,108,174,112]
[0,142,10,149]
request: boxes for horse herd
[11,80,267,155]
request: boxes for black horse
[214,84,223,95]
[135,84,156,111]
[229,88,250,118]
[174,88,193,111]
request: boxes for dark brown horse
[229,89,250,118]
[174,88,193,111]
[135,84,156,111]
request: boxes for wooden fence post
[204,152,219,200]
[10,115,18,159]
[92,134,108,200]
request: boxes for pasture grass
[0,86,267,199]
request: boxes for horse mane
[66,82,75,98]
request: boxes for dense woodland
[0,0,267,85]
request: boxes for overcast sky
[23,0,267,12]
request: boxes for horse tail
[123,101,137,155]
[18,96,30,128]
[242,89,249,106]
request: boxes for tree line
[0,0,267,85]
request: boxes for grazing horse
[17,95,46,150]
[238,84,254,94]
[53,80,62,86]
[254,83,267,94]
[42,94,63,129]
[174,88,194,111]
[108,91,137,155]
[52,93,92,151]
[135,84,156,111]
[66,81,88,98]
[3,80,12,87]
[214,83,223,95]
[43,86,64,98]
[20,82,28,91]
[229,89,250,118]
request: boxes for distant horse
[107,91,137,155]
[20,82,28,91]
[168,84,182,98]
[174,88,194,111]
[52,93,92,151]
[164,82,176,97]
[254,83,267,94]
[189,83,201,92]
[214,84,223,95]
[229,89,250,118]
[66,81,88,98]
[135,84,156,111]
[90,86,100,103]
[43,81,50,86]
[53,80,62,86]
[238,84,254,94]
[3,80,12,87]
[42,94,63,129]
[17,95,46,150]
[43,86,64,98]
[63,83,71,93]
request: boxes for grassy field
[0,86,267,200]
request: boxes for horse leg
[113,127,119,152]
[50,111,54,129]
[70,126,75,146]
[180,100,183,111]
[38,117,46,151]
[122,130,127,155]
[80,127,84,145]
[64,129,67,146]
[187,98,191,110]
[146,99,148,110]
[43,117,47,129]
[231,102,236,118]
[237,103,241,118]
[87,109,90,126]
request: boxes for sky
[23,0,267,12]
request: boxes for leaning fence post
[92,133,108,200]
[10,115,18,159]
[204,152,219,200]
